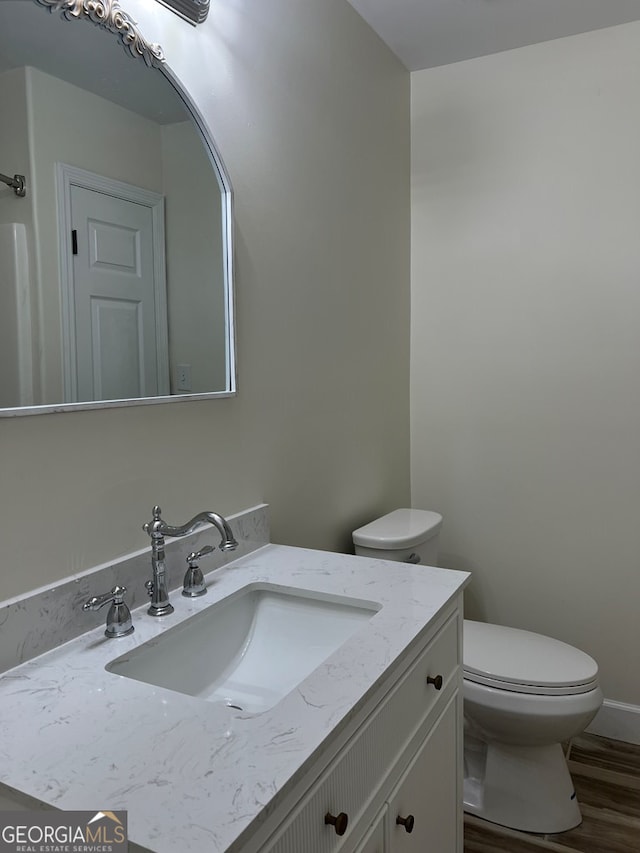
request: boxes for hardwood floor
[464,734,640,853]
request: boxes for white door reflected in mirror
[0,0,235,415]
[69,175,169,402]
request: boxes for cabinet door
[353,811,385,853]
[387,695,459,853]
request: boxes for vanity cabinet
[0,539,469,853]
[349,695,459,853]
[386,695,459,852]
[260,605,462,853]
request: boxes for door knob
[324,811,349,836]
[396,813,415,833]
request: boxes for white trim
[586,698,640,745]
[0,390,235,417]
[56,163,170,402]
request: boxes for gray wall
[411,22,640,705]
[0,0,410,600]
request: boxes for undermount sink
[107,583,380,713]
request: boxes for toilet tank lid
[464,620,599,689]
[352,509,443,549]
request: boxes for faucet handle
[182,545,214,598]
[83,585,134,638]
[187,545,214,565]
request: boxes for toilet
[352,508,603,834]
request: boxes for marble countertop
[0,544,468,852]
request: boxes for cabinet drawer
[263,611,459,853]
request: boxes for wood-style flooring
[464,734,640,852]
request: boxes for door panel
[89,218,140,273]
[90,298,143,400]
[70,184,167,401]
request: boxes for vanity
[0,514,469,853]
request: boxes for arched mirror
[0,0,235,415]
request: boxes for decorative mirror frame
[35,0,210,31]
[0,0,236,416]
[34,0,166,65]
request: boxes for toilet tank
[352,509,443,566]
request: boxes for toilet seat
[463,620,599,696]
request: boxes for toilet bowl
[352,509,603,834]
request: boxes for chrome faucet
[142,505,239,617]
[83,585,134,638]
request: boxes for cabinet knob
[324,811,349,836]
[427,674,443,690]
[396,813,415,833]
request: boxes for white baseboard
[586,698,640,745]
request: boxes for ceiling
[346,0,640,71]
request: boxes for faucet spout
[152,510,239,551]
[142,506,238,617]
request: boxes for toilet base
[463,737,582,833]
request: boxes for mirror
[0,0,235,415]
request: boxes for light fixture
[155,0,210,25]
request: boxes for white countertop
[0,544,468,852]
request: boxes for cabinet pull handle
[324,811,349,836]
[427,674,443,690]
[396,813,415,833]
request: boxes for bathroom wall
[411,22,640,706]
[0,0,410,600]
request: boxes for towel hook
[0,172,26,198]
